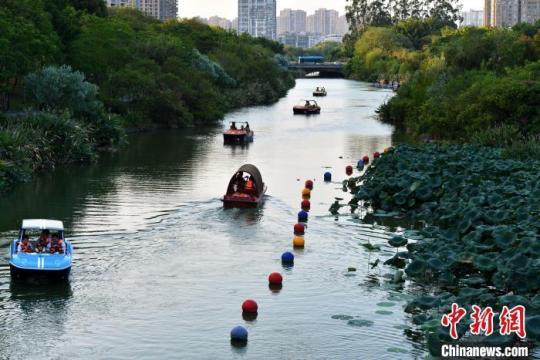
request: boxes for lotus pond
[335,144,540,355]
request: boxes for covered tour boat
[313,87,327,97]
[293,100,321,115]
[223,164,267,208]
[223,122,254,144]
[9,219,72,280]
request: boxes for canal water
[0,79,425,359]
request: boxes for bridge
[288,63,344,78]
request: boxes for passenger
[49,234,65,254]
[230,122,237,130]
[244,175,255,194]
[18,235,34,253]
[36,230,51,253]
[240,125,244,130]
[245,122,250,132]
[305,100,310,107]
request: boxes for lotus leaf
[388,236,408,248]
[498,295,530,308]
[331,314,354,320]
[405,260,426,277]
[347,319,374,327]
[492,227,517,248]
[526,316,540,341]
[473,255,497,272]
[384,256,406,268]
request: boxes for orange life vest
[20,242,33,253]
[245,180,254,190]
[50,241,64,254]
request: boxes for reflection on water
[0,79,454,359]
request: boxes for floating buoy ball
[293,236,305,248]
[230,326,248,342]
[298,210,308,223]
[302,187,311,198]
[268,272,283,285]
[345,165,353,176]
[362,155,370,164]
[281,251,295,264]
[305,180,314,190]
[324,172,332,182]
[301,200,311,212]
[384,147,392,153]
[374,151,380,158]
[242,299,258,313]
[294,223,305,235]
[357,160,364,169]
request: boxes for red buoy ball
[294,223,305,235]
[242,299,258,313]
[305,180,314,190]
[268,272,283,285]
[345,165,353,176]
[301,199,311,211]
[362,155,370,164]
[374,151,380,158]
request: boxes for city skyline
[182,0,484,19]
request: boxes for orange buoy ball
[294,223,305,235]
[374,151,380,158]
[268,272,283,285]
[293,235,305,248]
[242,299,258,313]
[305,180,314,190]
[384,147,392,153]
[302,188,311,199]
[362,155,370,164]
[301,199,311,212]
[346,165,353,176]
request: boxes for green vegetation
[337,145,540,350]
[347,18,540,151]
[0,0,294,191]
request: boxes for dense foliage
[0,1,294,191]
[337,145,540,351]
[348,19,540,149]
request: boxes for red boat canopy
[226,164,265,197]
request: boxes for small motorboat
[9,219,72,280]
[223,121,254,144]
[223,164,267,208]
[293,100,321,115]
[313,87,327,97]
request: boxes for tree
[24,65,103,116]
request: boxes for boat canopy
[21,219,64,231]
[227,164,265,197]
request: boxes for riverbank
[345,19,540,158]
[340,144,540,353]
[0,3,295,192]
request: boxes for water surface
[0,79,428,359]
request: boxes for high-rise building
[112,0,176,20]
[485,0,540,26]
[311,8,339,35]
[460,9,484,26]
[337,15,348,35]
[278,9,306,35]
[238,0,277,40]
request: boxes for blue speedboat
[10,219,72,280]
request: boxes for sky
[181,0,484,19]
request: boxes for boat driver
[18,235,34,253]
[49,234,65,254]
[230,122,237,130]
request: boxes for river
[0,79,427,359]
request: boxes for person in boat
[36,230,51,253]
[49,234,65,254]
[232,172,244,192]
[230,122,237,130]
[305,100,310,107]
[18,235,34,253]
[240,124,245,130]
[245,122,250,132]
[244,175,256,195]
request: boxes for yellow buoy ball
[293,235,305,248]
[384,147,392,154]
[302,188,311,199]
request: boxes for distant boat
[10,219,72,281]
[293,100,321,115]
[223,122,254,144]
[313,87,327,97]
[223,164,267,208]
